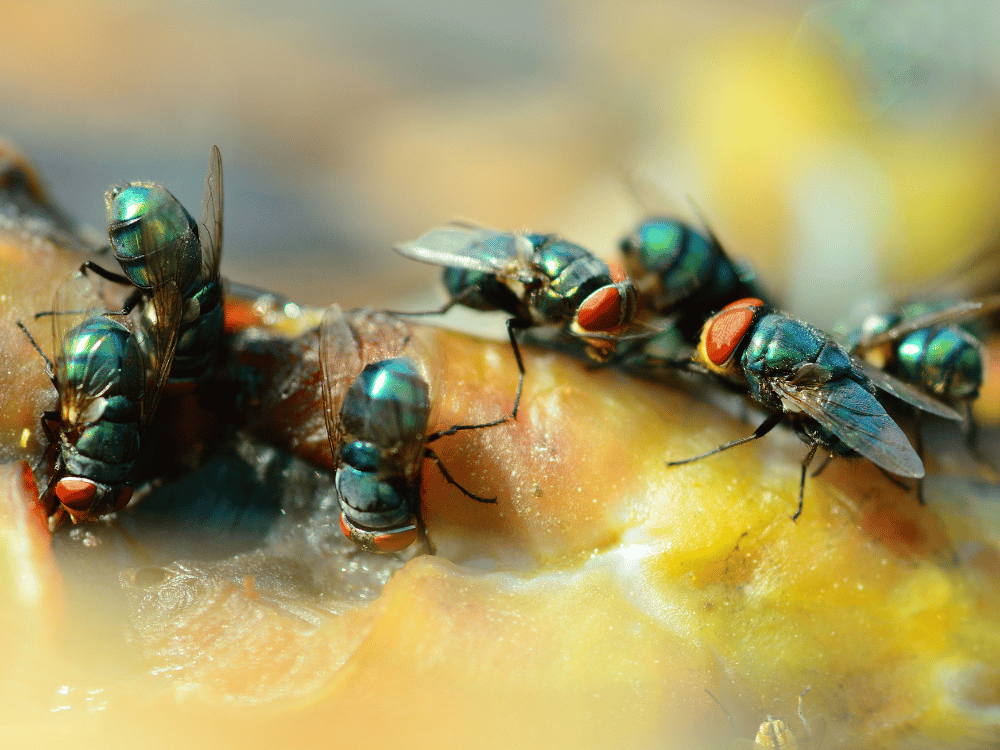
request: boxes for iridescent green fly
[618,173,771,342]
[84,145,224,387]
[319,306,506,553]
[848,296,1000,419]
[18,231,182,525]
[666,298,963,520]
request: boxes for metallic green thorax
[621,219,767,339]
[526,234,616,324]
[336,357,431,531]
[107,184,202,294]
[741,312,862,457]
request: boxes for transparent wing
[855,294,1000,351]
[394,226,534,283]
[318,304,363,465]
[854,358,963,422]
[771,377,924,478]
[198,144,223,284]
[135,215,184,425]
[51,272,122,430]
[344,309,414,367]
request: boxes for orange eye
[577,286,624,332]
[371,527,419,553]
[55,477,98,512]
[720,297,764,312]
[340,513,420,553]
[114,486,134,511]
[704,306,757,366]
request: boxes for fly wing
[394,227,533,283]
[197,144,223,284]
[318,304,363,464]
[854,358,963,422]
[771,377,924,478]
[135,216,184,426]
[50,272,122,430]
[856,294,1000,350]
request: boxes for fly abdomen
[171,279,225,383]
[336,441,413,530]
[443,266,524,317]
[895,326,982,401]
[66,421,140,482]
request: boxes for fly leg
[505,317,532,420]
[426,412,510,442]
[423,447,496,504]
[382,285,480,318]
[79,260,131,287]
[666,412,783,467]
[16,320,53,377]
[961,401,999,478]
[793,444,819,521]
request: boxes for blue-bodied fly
[666,298,962,519]
[319,305,507,553]
[394,226,639,418]
[82,145,224,387]
[19,239,183,525]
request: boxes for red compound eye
[577,286,624,332]
[720,297,764,312]
[55,477,98,512]
[371,527,419,553]
[340,513,419,553]
[704,304,759,366]
[114,486,134,511]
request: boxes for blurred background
[4,0,1000,328]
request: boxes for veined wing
[319,304,363,465]
[853,358,962,422]
[771,376,924,478]
[135,217,184,425]
[198,144,223,284]
[856,294,1000,350]
[50,272,128,431]
[394,226,534,283]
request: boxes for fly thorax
[106,182,200,291]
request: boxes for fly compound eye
[720,297,764,312]
[577,285,627,333]
[55,477,98,512]
[340,513,420,553]
[114,486,134,512]
[703,304,758,366]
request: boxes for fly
[394,226,639,418]
[667,298,962,519]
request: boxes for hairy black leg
[382,285,479,318]
[423,447,496,504]
[80,260,131,286]
[34,286,142,319]
[809,451,834,478]
[666,412,783,467]
[426,411,509,443]
[16,320,53,375]
[505,317,532,420]
[793,443,819,521]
